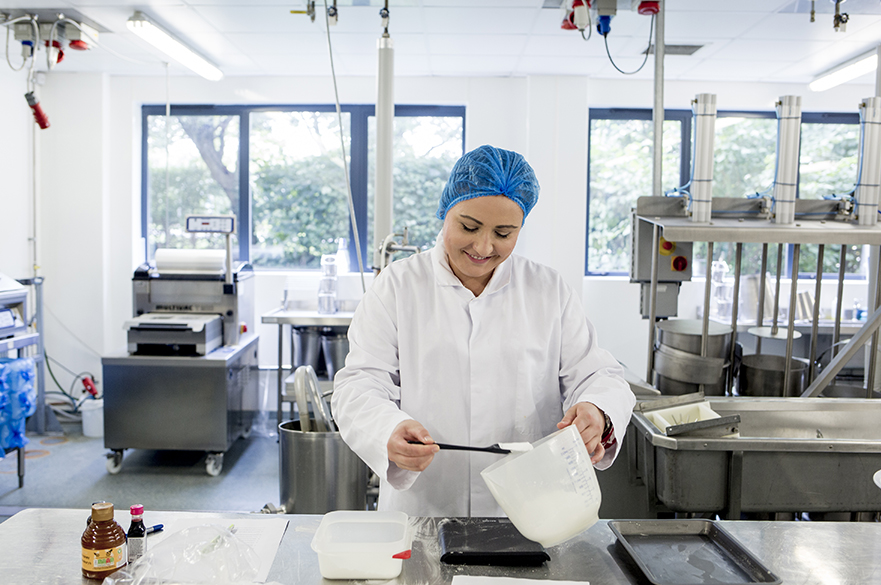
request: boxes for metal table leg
[727,450,743,520]
[277,323,284,429]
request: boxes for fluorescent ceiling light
[809,50,877,92]
[127,11,223,81]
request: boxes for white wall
[2,68,877,400]
[0,67,35,279]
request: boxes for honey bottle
[81,502,127,579]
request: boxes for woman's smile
[442,195,523,295]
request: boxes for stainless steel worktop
[261,307,355,327]
[2,508,880,584]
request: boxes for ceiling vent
[645,44,704,56]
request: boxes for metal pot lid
[656,318,732,337]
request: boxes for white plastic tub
[81,399,104,438]
[645,401,720,433]
[311,510,411,579]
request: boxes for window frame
[141,104,466,270]
[585,108,692,276]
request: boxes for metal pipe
[770,243,784,337]
[372,33,395,270]
[783,244,800,396]
[868,248,881,397]
[34,277,45,435]
[700,242,714,394]
[809,244,824,383]
[646,223,661,384]
[224,233,233,285]
[756,244,769,355]
[651,1,664,197]
[729,243,742,394]
[833,245,847,358]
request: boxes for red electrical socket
[25,92,50,129]
[82,376,98,397]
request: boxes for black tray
[438,517,550,566]
[609,519,781,585]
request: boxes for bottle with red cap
[127,504,147,564]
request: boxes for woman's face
[442,195,524,293]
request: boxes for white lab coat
[332,238,636,517]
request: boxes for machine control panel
[186,215,235,234]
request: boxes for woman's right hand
[387,420,439,472]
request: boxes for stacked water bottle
[0,357,36,452]
[318,254,339,314]
[317,238,349,314]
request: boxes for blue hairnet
[437,145,539,222]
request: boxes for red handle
[392,550,411,560]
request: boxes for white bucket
[81,399,104,438]
[481,425,601,548]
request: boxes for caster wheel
[106,451,123,474]
[206,453,224,476]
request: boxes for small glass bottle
[81,502,127,580]
[127,504,147,565]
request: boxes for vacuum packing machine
[102,238,258,476]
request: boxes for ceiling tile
[423,7,541,34]
[429,54,519,76]
[709,38,830,61]
[664,11,768,39]
[427,34,528,56]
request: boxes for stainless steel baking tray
[609,519,781,585]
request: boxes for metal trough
[631,397,881,518]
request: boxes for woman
[332,145,635,517]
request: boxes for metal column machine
[102,216,258,476]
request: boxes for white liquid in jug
[483,431,601,548]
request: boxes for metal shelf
[639,216,881,246]
[1,333,39,353]
[635,196,881,400]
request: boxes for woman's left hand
[557,402,606,464]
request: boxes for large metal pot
[279,419,367,513]
[655,319,733,396]
[738,354,807,397]
[656,319,732,357]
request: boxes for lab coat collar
[431,236,512,296]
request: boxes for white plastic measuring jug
[480,425,601,548]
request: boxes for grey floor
[0,410,284,525]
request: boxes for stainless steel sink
[631,397,881,516]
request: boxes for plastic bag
[104,524,261,585]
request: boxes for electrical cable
[3,15,33,71]
[46,353,80,377]
[43,303,103,357]
[322,0,367,293]
[46,18,61,71]
[43,352,78,404]
[44,351,99,412]
[579,5,592,41]
[604,14,654,75]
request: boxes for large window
[587,108,861,278]
[587,109,690,274]
[143,105,465,270]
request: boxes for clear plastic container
[481,425,601,548]
[310,511,411,579]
